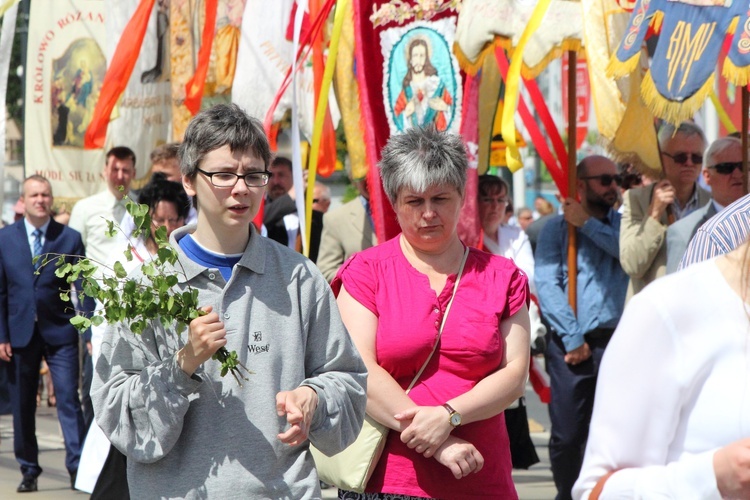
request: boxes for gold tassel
[640,71,715,126]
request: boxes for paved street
[0,382,555,499]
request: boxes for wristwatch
[442,403,462,427]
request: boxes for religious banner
[355,0,462,242]
[381,18,462,135]
[610,0,743,125]
[24,0,106,206]
[106,0,172,185]
[202,0,246,108]
[169,0,196,138]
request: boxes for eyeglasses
[662,152,703,165]
[708,161,743,175]
[479,196,510,205]
[579,174,623,187]
[196,168,271,188]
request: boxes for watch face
[450,413,461,426]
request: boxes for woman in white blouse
[574,237,750,499]
[477,174,541,470]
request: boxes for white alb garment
[573,258,750,499]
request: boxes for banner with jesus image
[381,19,462,135]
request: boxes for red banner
[561,54,590,151]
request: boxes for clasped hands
[395,406,484,479]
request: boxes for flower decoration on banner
[370,0,462,27]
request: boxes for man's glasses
[197,168,272,188]
[708,161,743,175]
[662,152,703,165]
[579,174,623,187]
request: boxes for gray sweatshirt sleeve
[302,277,367,456]
[91,320,201,463]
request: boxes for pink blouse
[333,235,528,499]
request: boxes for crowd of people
[1,104,749,499]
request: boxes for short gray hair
[657,121,706,151]
[179,103,272,179]
[705,136,741,168]
[379,127,467,203]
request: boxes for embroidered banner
[106,0,172,185]
[611,0,743,125]
[355,0,462,242]
[24,0,106,205]
[381,18,463,135]
[169,0,196,139]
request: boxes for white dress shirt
[69,189,130,271]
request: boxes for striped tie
[33,229,43,270]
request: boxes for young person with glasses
[91,104,367,498]
[619,121,711,300]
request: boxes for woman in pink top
[333,127,531,499]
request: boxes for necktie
[32,229,43,270]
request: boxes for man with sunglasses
[620,122,711,299]
[666,137,745,273]
[535,156,629,500]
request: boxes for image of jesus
[393,37,453,131]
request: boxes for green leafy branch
[37,195,252,385]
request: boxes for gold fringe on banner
[608,11,663,79]
[607,52,640,79]
[454,36,583,80]
[722,57,750,87]
[640,71,715,126]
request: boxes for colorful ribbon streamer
[84,0,156,149]
[501,0,552,172]
[304,0,349,257]
[184,0,218,115]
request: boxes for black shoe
[17,476,37,493]
[69,470,77,490]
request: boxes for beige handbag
[310,247,470,493]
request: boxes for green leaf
[124,246,133,262]
[106,220,116,238]
[154,225,168,243]
[69,315,91,331]
[141,263,156,277]
[91,315,104,327]
[59,291,70,302]
[113,261,127,279]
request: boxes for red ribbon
[84,0,156,149]
[184,0,218,115]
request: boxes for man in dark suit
[0,175,88,492]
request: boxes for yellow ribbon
[0,0,19,18]
[709,89,738,134]
[502,0,552,172]
[304,0,349,257]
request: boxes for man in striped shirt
[678,193,750,269]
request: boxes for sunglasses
[708,161,742,175]
[579,174,623,187]
[663,152,703,165]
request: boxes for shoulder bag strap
[405,246,470,394]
